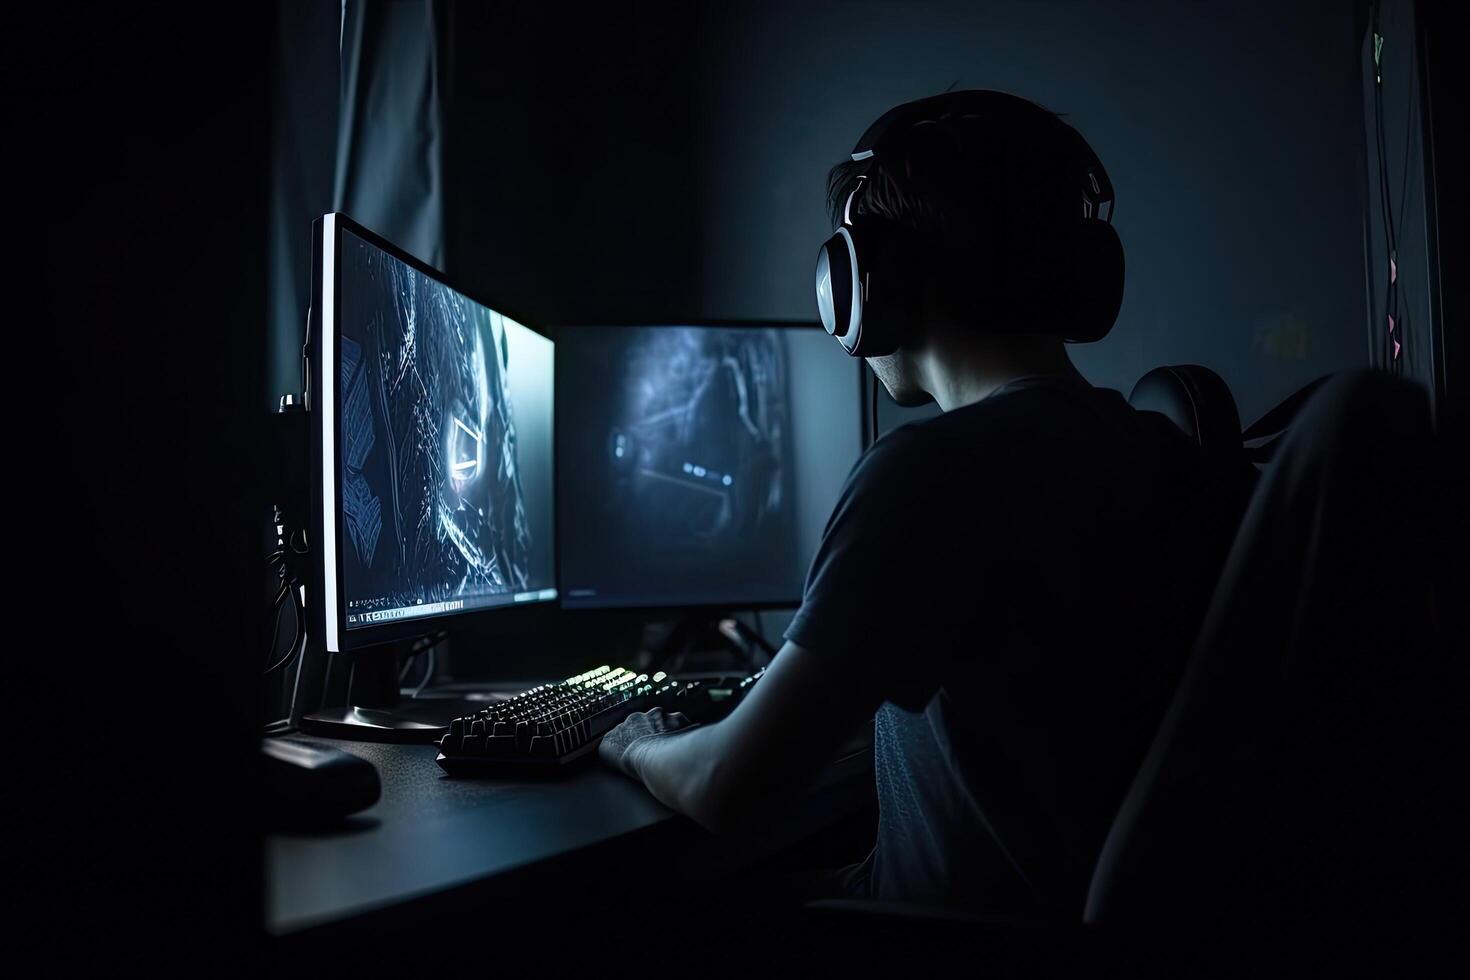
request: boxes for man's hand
[593,643,884,832]
[598,707,698,780]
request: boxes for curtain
[1360,0,1439,409]
[333,0,448,267]
[267,0,449,406]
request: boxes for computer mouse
[262,737,380,826]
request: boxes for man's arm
[607,429,957,829]
[607,640,884,833]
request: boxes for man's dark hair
[825,102,1089,323]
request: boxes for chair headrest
[1128,365,1242,453]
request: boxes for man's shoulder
[846,400,1016,498]
[855,378,1161,491]
[872,380,1090,455]
[855,417,955,480]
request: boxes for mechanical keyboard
[436,665,764,776]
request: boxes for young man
[599,92,1251,917]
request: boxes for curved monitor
[311,213,556,652]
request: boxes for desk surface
[267,733,873,936]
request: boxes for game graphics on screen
[338,233,533,624]
[560,326,800,605]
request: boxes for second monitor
[558,323,865,610]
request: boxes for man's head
[818,91,1122,407]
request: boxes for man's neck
[917,334,1083,412]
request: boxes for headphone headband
[849,90,1115,221]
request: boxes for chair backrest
[1086,371,1461,967]
[1128,364,1242,455]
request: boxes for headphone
[815,90,1124,357]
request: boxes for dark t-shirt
[784,375,1252,915]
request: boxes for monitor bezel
[311,212,559,653]
[550,319,867,614]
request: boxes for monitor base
[299,697,491,744]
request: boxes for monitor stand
[298,639,499,744]
[650,611,776,675]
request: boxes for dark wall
[692,0,1370,426]
[443,1,705,325]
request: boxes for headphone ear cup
[815,229,858,344]
[1022,221,1123,343]
[815,221,918,358]
[855,224,922,357]
[1056,220,1124,343]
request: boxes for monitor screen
[321,216,556,649]
[557,324,863,609]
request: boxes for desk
[267,732,874,938]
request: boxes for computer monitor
[556,322,865,610]
[309,213,556,655]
